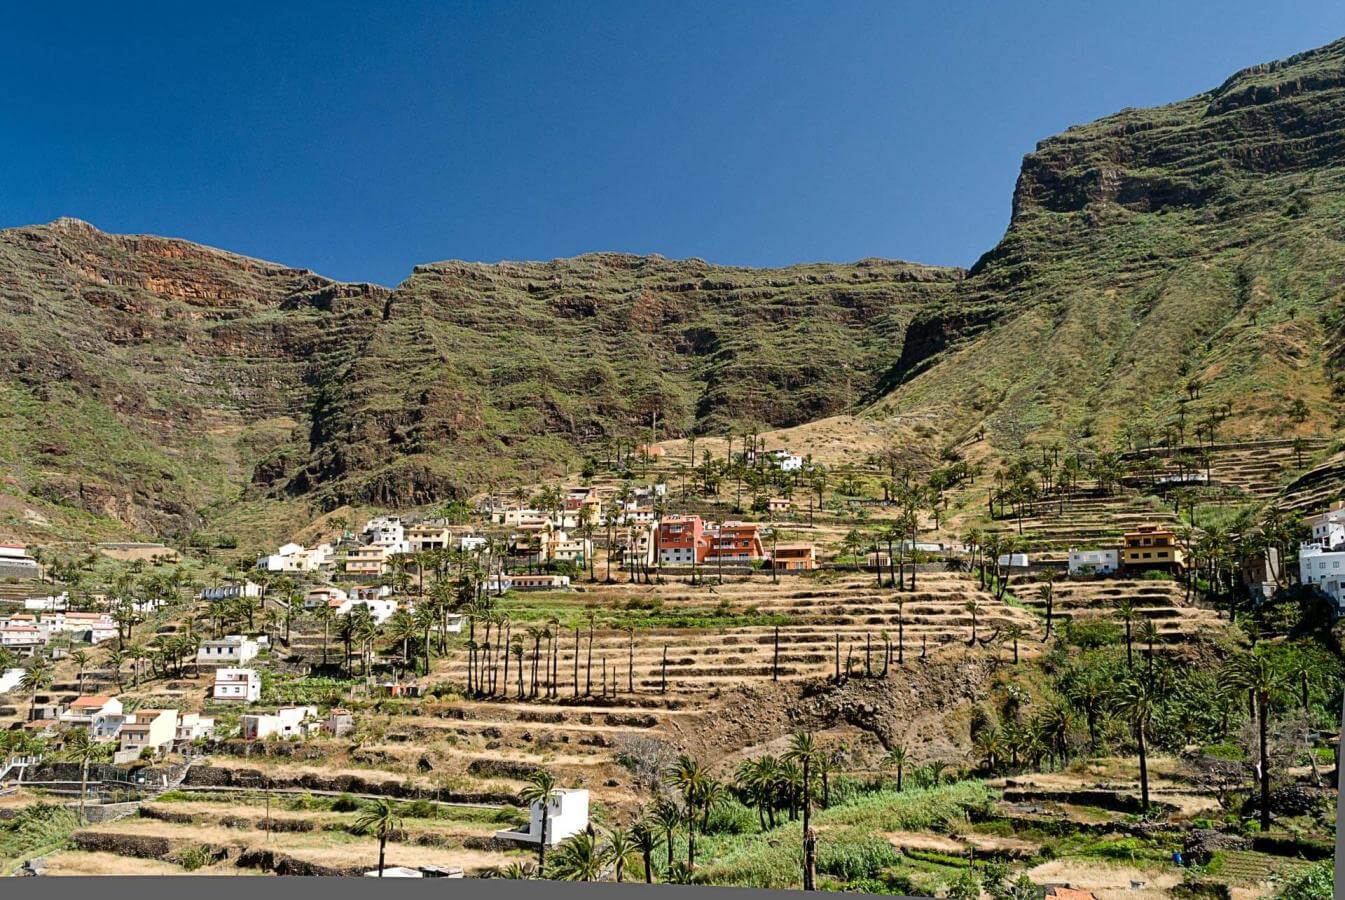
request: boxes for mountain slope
[257,254,960,507]
[0,218,389,538]
[874,38,1345,451]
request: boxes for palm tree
[64,727,105,822]
[1115,597,1137,667]
[1112,676,1160,813]
[630,819,663,883]
[386,608,418,675]
[353,798,403,877]
[783,731,819,890]
[964,598,982,646]
[20,657,53,720]
[1226,650,1286,830]
[603,826,640,883]
[551,831,603,881]
[667,754,710,868]
[311,601,336,667]
[103,647,125,692]
[1037,576,1057,640]
[884,746,907,792]
[70,650,90,695]
[1003,624,1025,664]
[519,769,561,872]
[650,797,681,872]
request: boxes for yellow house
[344,545,391,577]
[1121,525,1185,571]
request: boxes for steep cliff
[875,37,1345,450]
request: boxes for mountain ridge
[4,35,1345,542]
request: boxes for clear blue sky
[3,2,1344,286]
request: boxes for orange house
[657,516,708,566]
[772,544,817,571]
[707,522,765,563]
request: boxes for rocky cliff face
[0,218,389,537]
[875,37,1345,450]
[0,222,958,534]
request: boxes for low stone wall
[72,831,174,859]
[182,764,515,804]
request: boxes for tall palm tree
[20,657,53,721]
[1003,624,1025,664]
[667,755,709,868]
[964,599,982,646]
[884,746,907,792]
[1225,650,1286,830]
[70,650,90,694]
[354,798,403,877]
[1112,676,1160,812]
[1115,597,1137,667]
[630,819,663,883]
[650,797,681,871]
[519,769,561,872]
[783,731,819,890]
[64,727,105,822]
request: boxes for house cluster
[654,516,816,570]
[0,608,117,652]
[22,694,217,761]
[1066,525,1186,576]
[242,705,353,741]
[1299,503,1345,609]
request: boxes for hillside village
[0,431,1340,896]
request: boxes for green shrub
[332,793,360,813]
[1274,861,1333,900]
[816,837,901,880]
[705,797,757,835]
[174,844,213,872]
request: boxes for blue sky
[3,2,1344,286]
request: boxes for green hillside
[874,37,1345,452]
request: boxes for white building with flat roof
[1068,548,1119,576]
[494,788,589,847]
[201,582,263,601]
[197,635,259,666]
[213,667,262,702]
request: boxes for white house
[258,542,332,573]
[116,709,179,762]
[1304,505,1345,550]
[0,625,45,649]
[494,788,589,847]
[304,587,349,610]
[1300,543,1345,610]
[361,516,410,553]
[59,695,124,736]
[997,553,1031,569]
[213,667,262,702]
[0,544,40,579]
[201,582,263,602]
[197,635,259,665]
[337,597,398,625]
[23,594,68,612]
[241,705,319,741]
[176,712,216,743]
[1068,548,1119,576]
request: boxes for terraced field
[1013,577,1222,646]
